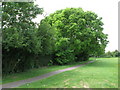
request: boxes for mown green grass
[2,59,94,84]
[18,58,118,88]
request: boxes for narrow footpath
[1,60,95,88]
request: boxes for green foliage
[100,50,120,58]
[2,2,44,74]
[54,37,76,64]
[37,22,56,55]
[2,3,109,74]
[113,50,120,57]
[42,8,108,64]
[2,2,43,52]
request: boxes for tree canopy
[42,8,108,64]
[2,2,43,52]
[2,2,44,74]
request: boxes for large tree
[2,2,43,52]
[2,2,43,73]
[42,8,108,64]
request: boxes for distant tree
[100,50,120,58]
[106,51,113,57]
[113,50,120,57]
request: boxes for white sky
[34,0,119,52]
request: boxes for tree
[42,8,108,64]
[37,21,56,55]
[2,2,43,74]
[100,50,120,58]
[2,2,43,52]
[113,50,120,57]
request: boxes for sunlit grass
[18,58,118,88]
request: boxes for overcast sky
[33,0,119,52]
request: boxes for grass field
[2,59,93,84]
[18,58,118,88]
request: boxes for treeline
[2,2,108,74]
[2,2,54,74]
[100,50,120,58]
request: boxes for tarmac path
[1,60,95,88]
